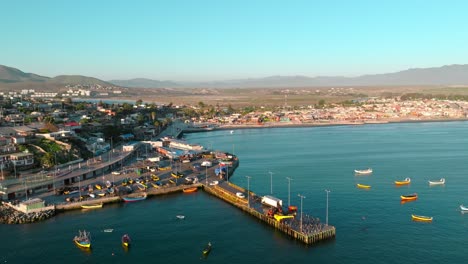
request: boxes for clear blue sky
[2,0,468,81]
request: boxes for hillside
[48,75,113,86]
[0,65,49,83]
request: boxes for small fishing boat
[236,192,245,198]
[171,172,184,178]
[356,183,371,189]
[81,203,103,209]
[209,181,219,186]
[202,242,212,256]
[395,178,411,185]
[136,182,147,191]
[151,182,161,188]
[428,178,445,186]
[151,174,160,181]
[176,215,185,219]
[73,230,91,248]
[401,193,418,201]
[411,214,433,222]
[183,187,198,193]
[103,229,114,233]
[460,205,468,211]
[354,168,373,175]
[122,234,131,247]
[122,192,147,202]
[95,184,102,190]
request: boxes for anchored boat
[460,205,468,211]
[356,183,371,189]
[73,230,91,248]
[395,178,411,186]
[202,242,212,256]
[428,178,445,186]
[400,193,418,202]
[354,168,373,175]
[411,214,433,222]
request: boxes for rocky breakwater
[0,203,55,224]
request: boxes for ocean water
[2,121,468,263]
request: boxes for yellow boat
[401,193,418,201]
[273,214,295,222]
[151,182,160,188]
[412,214,433,222]
[395,178,411,186]
[81,203,103,209]
[151,174,160,181]
[357,183,371,189]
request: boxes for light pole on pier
[325,189,331,226]
[286,177,293,207]
[246,176,251,208]
[205,163,208,185]
[298,194,306,232]
[268,171,274,194]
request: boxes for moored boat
[356,183,371,189]
[428,178,445,186]
[460,205,468,211]
[122,192,147,202]
[400,193,418,201]
[354,168,373,175]
[122,234,131,247]
[176,215,185,219]
[81,203,103,209]
[395,178,411,185]
[171,171,184,178]
[73,230,91,248]
[183,187,198,193]
[411,214,433,222]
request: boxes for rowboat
[460,205,468,211]
[81,203,103,209]
[176,215,185,219]
[395,178,411,185]
[356,183,371,189]
[183,187,198,193]
[136,182,147,190]
[354,168,373,175]
[150,182,161,188]
[400,193,418,201]
[122,192,147,202]
[103,229,113,233]
[171,172,184,178]
[122,234,131,247]
[202,242,212,256]
[411,214,433,222]
[73,230,91,248]
[428,178,445,186]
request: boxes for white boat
[460,205,468,211]
[209,181,219,186]
[428,178,445,185]
[103,229,114,233]
[354,168,373,175]
[236,192,245,198]
[176,215,185,219]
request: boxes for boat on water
[354,168,373,175]
[411,214,433,222]
[103,229,114,233]
[202,242,212,256]
[356,183,371,189]
[401,193,418,201]
[395,178,411,185]
[428,178,445,186]
[81,203,103,209]
[176,215,185,219]
[122,192,147,202]
[460,205,468,211]
[73,230,91,248]
[122,234,131,247]
[183,187,198,193]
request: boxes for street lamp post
[325,189,331,226]
[298,194,306,232]
[246,176,251,208]
[286,177,293,207]
[205,164,208,185]
[269,171,274,194]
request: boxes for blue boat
[122,192,147,202]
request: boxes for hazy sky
[2,0,468,81]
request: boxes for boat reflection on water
[78,247,92,255]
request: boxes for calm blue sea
[2,121,468,263]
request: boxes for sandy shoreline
[212,118,468,131]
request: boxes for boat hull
[401,194,418,201]
[357,184,371,189]
[74,240,91,248]
[412,214,433,222]
[460,205,468,211]
[183,187,198,193]
[81,203,103,209]
[123,193,147,202]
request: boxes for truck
[261,195,283,208]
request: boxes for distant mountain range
[0,65,113,86]
[2,64,468,88]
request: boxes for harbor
[0,125,335,245]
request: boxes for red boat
[183,187,198,193]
